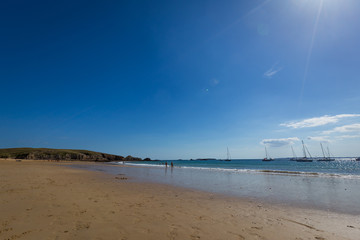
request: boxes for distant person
[171,162,174,167]
[165,162,168,167]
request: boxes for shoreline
[72,161,360,216]
[1,159,359,239]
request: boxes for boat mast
[306,146,312,159]
[302,140,307,158]
[291,146,297,158]
[326,146,331,158]
[227,147,231,160]
[265,146,269,159]
[320,143,326,159]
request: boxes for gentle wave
[119,162,360,179]
[256,169,358,179]
[117,162,165,168]
[179,166,360,179]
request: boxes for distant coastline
[195,158,217,161]
[0,147,143,162]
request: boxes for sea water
[123,158,360,178]
[72,159,360,215]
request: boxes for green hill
[0,148,142,162]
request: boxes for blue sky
[1,0,360,159]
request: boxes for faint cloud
[263,64,282,78]
[323,123,360,135]
[280,114,360,129]
[336,134,360,140]
[307,136,331,143]
[261,137,299,147]
[307,134,360,143]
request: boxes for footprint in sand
[190,235,200,240]
[227,231,245,240]
[6,230,32,239]
[75,221,91,230]
[0,227,13,234]
[167,224,180,240]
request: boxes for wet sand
[1,159,359,240]
[75,162,360,215]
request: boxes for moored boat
[263,146,274,161]
[317,143,335,161]
[222,147,231,161]
[296,140,314,162]
[290,146,298,161]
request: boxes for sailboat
[224,147,231,161]
[296,140,314,162]
[290,146,298,161]
[262,146,274,161]
[317,143,335,161]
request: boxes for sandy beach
[1,160,359,240]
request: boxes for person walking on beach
[165,162,168,167]
[171,162,174,168]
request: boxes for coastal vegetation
[0,148,142,162]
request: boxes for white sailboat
[290,146,298,161]
[263,146,274,161]
[296,140,314,162]
[317,143,335,161]
[224,147,231,161]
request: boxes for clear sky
[1,0,360,159]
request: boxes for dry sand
[0,159,359,240]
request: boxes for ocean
[71,158,360,215]
[123,158,360,178]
